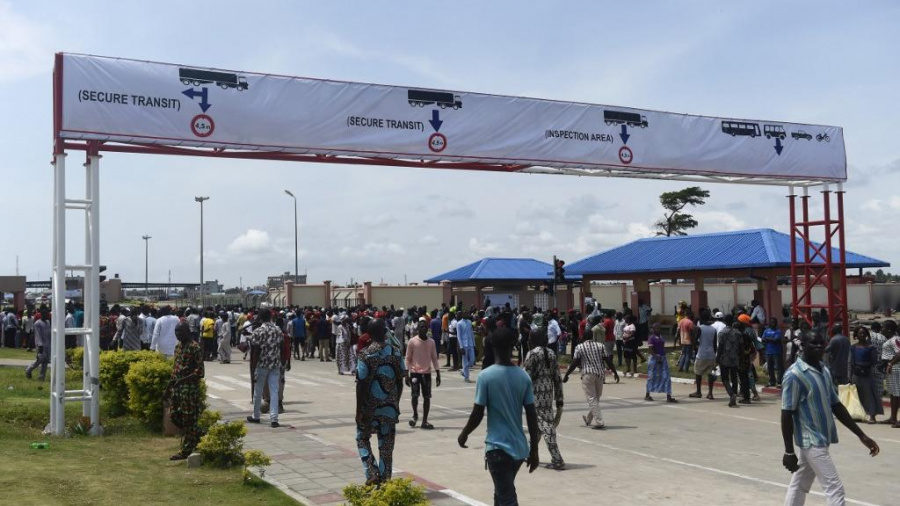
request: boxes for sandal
[706,393,715,400]
[666,397,678,403]
[421,422,434,430]
[688,392,702,398]
[169,453,188,461]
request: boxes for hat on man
[714,311,724,319]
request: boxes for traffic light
[554,259,566,283]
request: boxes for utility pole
[142,235,151,298]
[194,196,209,294]
[283,190,299,283]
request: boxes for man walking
[458,327,540,506]
[690,310,718,400]
[763,317,785,387]
[457,312,476,382]
[317,312,332,362]
[716,314,743,407]
[405,320,440,429]
[25,312,50,381]
[564,331,619,429]
[151,306,179,359]
[246,309,283,428]
[781,330,879,505]
[356,319,405,485]
[291,311,306,361]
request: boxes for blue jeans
[677,344,693,371]
[253,366,280,423]
[486,449,523,506]
[766,353,784,385]
[461,346,475,380]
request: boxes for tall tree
[654,186,710,236]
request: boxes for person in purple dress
[645,323,678,403]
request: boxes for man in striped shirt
[781,330,879,505]
[563,337,618,429]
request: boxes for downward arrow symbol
[429,110,443,132]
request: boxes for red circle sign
[618,146,633,165]
[428,133,447,153]
[191,114,215,138]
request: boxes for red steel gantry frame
[788,184,849,333]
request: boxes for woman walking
[645,323,677,403]
[335,314,353,375]
[622,315,638,377]
[524,328,566,470]
[851,327,883,423]
[216,311,232,364]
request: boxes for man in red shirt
[676,312,695,372]
[603,313,616,358]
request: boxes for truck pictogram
[408,89,462,109]
[603,110,648,128]
[179,68,249,91]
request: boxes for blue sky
[2,0,898,288]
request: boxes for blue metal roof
[425,258,576,283]
[566,228,889,276]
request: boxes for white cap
[714,311,724,319]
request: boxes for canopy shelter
[48,53,851,436]
[566,229,888,323]
[425,257,578,311]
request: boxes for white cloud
[0,2,54,82]
[468,237,499,256]
[340,242,406,259]
[693,211,747,232]
[227,229,272,255]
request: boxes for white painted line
[284,377,320,387]
[440,488,490,506]
[303,433,335,446]
[207,393,222,399]
[555,434,880,506]
[213,375,251,389]
[292,372,345,386]
[204,380,236,392]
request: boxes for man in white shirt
[547,314,562,354]
[151,306,179,358]
[141,306,156,351]
[750,300,766,325]
[711,311,727,334]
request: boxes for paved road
[205,356,899,506]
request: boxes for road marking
[204,380,236,392]
[303,433,335,446]
[439,488,489,506]
[207,393,222,399]
[556,433,880,506]
[213,375,251,389]
[285,377,320,387]
[292,372,345,386]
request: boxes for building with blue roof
[566,228,888,322]
[425,258,578,311]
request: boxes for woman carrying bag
[851,327,883,423]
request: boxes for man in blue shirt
[291,311,306,361]
[781,330,879,505]
[762,317,784,387]
[355,319,405,486]
[458,327,539,506]
[457,312,476,383]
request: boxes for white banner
[59,54,847,182]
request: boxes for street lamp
[284,190,299,283]
[195,196,209,295]
[142,235,151,298]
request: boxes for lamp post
[284,190,299,283]
[195,196,209,295]
[142,235,151,298]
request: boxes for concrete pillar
[284,281,294,307]
[475,285,483,309]
[732,280,739,312]
[753,278,782,324]
[13,292,25,311]
[323,280,332,307]
[363,281,372,306]
[631,278,650,316]
[691,278,707,314]
[440,281,452,307]
[659,281,667,315]
[621,283,628,310]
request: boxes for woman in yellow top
[200,311,216,361]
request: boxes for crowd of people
[5,297,897,505]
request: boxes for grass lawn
[0,366,299,506]
[0,347,34,361]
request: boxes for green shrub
[66,348,85,370]
[197,420,246,468]
[198,409,222,433]
[241,449,272,483]
[342,478,428,506]
[98,350,165,416]
[125,359,173,431]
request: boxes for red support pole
[836,185,849,331]
[800,188,812,324]
[788,189,800,322]
[822,186,835,333]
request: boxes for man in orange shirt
[405,320,441,429]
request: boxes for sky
[2,1,899,289]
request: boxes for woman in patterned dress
[881,320,900,427]
[167,321,205,460]
[524,328,566,470]
[645,323,678,403]
[336,314,353,375]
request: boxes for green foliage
[654,186,710,237]
[241,449,272,483]
[98,350,166,416]
[68,415,93,436]
[342,478,429,506]
[66,348,85,370]
[197,420,247,468]
[125,359,173,431]
[198,409,222,433]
